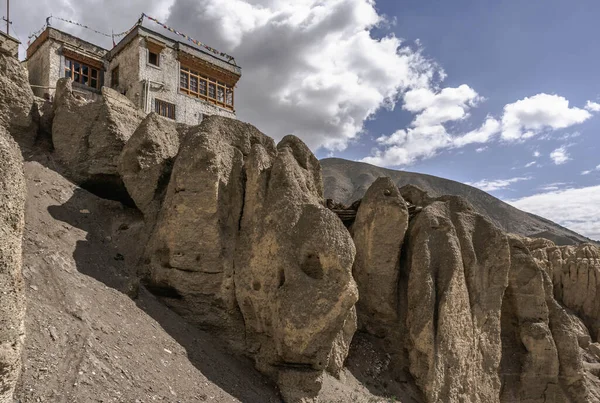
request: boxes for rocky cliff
[1,51,600,403]
[0,127,26,403]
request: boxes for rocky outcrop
[141,117,276,338]
[118,113,184,216]
[0,128,26,403]
[235,136,358,402]
[405,196,510,403]
[140,117,358,402]
[347,183,600,403]
[351,177,408,336]
[528,241,600,341]
[0,54,38,147]
[52,78,144,184]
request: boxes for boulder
[118,113,183,216]
[352,177,408,336]
[234,135,358,401]
[0,54,38,147]
[52,78,144,184]
[141,116,272,342]
[0,128,26,402]
[405,196,510,403]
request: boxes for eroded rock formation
[140,117,357,401]
[0,128,26,402]
[118,112,184,216]
[348,182,600,403]
[528,240,600,341]
[52,78,144,185]
[0,54,38,147]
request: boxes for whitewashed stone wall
[107,31,236,124]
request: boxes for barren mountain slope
[322,157,593,245]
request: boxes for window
[64,57,99,89]
[149,51,159,67]
[111,66,119,88]
[155,99,175,120]
[179,67,234,110]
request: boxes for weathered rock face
[234,135,358,402]
[141,117,358,401]
[52,78,144,184]
[528,241,600,341]
[142,116,277,338]
[351,177,408,336]
[347,183,600,403]
[118,113,184,216]
[0,54,38,147]
[405,196,510,403]
[0,129,26,402]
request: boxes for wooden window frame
[179,66,234,110]
[148,50,160,67]
[64,57,100,90]
[154,99,176,120]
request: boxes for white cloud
[475,146,488,153]
[166,0,445,151]
[452,117,501,147]
[510,186,600,240]
[403,85,482,127]
[501,94,592,141]
[581,164,600,175]
[585,100,600,112]
[466,176,532,192]
[524,161,537,168]
[550,146,570,165]
[361,90,594,167]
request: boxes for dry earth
[12,158,400,403]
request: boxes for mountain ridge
[321,157,595,246]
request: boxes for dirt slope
[13,160,389,403]
[321,158,594,245]
[14,161,281,402]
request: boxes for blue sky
[10,0,600,239]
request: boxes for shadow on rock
[48,188,281,402]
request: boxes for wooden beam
[178,51,240,87]
[63,48,104,69]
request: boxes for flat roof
[108,22,240,71]
[26,27,108,60]
[0,30,20,44]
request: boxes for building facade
[0,31,20,58]
[25,22,241,123]
[26,28,107,101]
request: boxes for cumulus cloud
[533,150,541,157]
[585,100,600,112]
[501,94,592,141]
[361,90,594,167]
[475,146,488,153]
[510,186,600,240]
[466,176,532,192]
[550,146,570,165]
[166,0,445,151]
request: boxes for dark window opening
[155,99,176,120]
[111,66,119,88]
[149,51,159,66]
